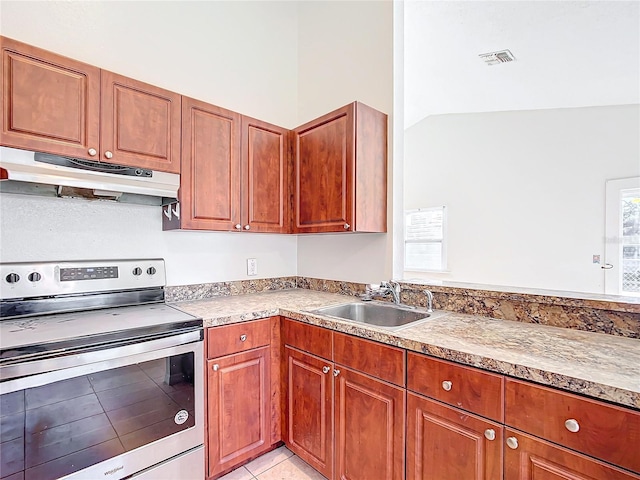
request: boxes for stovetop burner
[0,259,202,365]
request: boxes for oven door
[0,331,204,480]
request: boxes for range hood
[0,147,179,205]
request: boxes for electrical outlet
[247,258,258,276]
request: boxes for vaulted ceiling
[404,0,640,128]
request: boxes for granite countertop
[173,289,640,410]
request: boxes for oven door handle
[0,329,202,383]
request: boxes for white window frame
[605,177,640,296]
[404,206,447,272]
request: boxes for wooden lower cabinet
[206,318,637,480]
[504,429,640,480]
[407,393,503,480]
[284,324,405,480]
[285,346,334,479]
[335,366,405,480]
[207,346,271,478]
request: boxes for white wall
[404,105,640,293]
[0,1,299,284]
[295,0,394,283]
[0,195,297,286]
[0,1,298,126]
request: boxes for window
[605,177,640,296]
[404,207,446,271]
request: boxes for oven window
[0,353,195,480]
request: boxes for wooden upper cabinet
[294,104,353,233]
[293,101,387,233]
[174,107,291,233]
[241,116,291,233]
[180,97,241,230]
[0,36,100,160]
[0,37,181,173]
[101,71,181,173]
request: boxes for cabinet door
[241,116,290,233]
[100,70,181,173]
[1,36,100,160]
[293,104,354,233]
[180,97,241,230]
[335,366,405,480]
[504,429,640,480]
[207,346,271,478]
[407,393,503,480]
[284,346,333,479]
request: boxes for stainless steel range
[0,259,204,480]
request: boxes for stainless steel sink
[310,302,441,330]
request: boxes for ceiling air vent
[479,49,516,66]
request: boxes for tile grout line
[251,451,296,479]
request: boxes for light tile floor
[218,446,326,480]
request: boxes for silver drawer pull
[565,418,580,433]
[333,369,340,377]
[506,437,519,450]
[212,364,219,371]
[441,380,452,391]
[484,429,496,441]
[322,366,330,374]
[240,334,247,342]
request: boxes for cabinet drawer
[505,378,640,473]
[407,352,504,422]
[207,319,271,358]
[333,332,405,386]
[283,319,332,359]
[504,428,640,480]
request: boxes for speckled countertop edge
[172,290,640,410]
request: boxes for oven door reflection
[0,353,195,480]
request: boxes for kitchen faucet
[424,289,434,313]
[365,280,402,304]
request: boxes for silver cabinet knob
[344,223,350,230]
[442,380,452,391]
[88,148,97,156]
[333,369,340,377]
[104,151,113,159]
[322,366,330,374]
[484,429,496,441]
[506,437,519,450]
[212,364,219,371]
[240,334,247,342]
[244,225,250,230]
[565,419,580,433]
[235,224,242,230]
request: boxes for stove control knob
[132,267,143,276]
[28,272,42,282]
[147,267,157,275]
[5,273,20,284]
